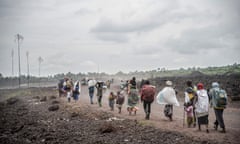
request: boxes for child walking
[185,102,194,127]
[116,91,125,114]
[108,92,116,111]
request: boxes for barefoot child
[185,102,194,127]
[116,91,125,114]
[108,92,116,111]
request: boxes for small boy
[108,92,116,111]
[116,91,125,114]
[185,102,194,127]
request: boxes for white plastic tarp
[156,87,180,106]
[88,80,96,87]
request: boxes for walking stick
[183,105,185,128]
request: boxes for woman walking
[127,77,139,115]
[195,83,209,133]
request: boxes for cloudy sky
[0,0,239,76]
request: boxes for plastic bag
[156,87,180,106]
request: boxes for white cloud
[0,0,239,76]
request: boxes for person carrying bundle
[156,80,179,121]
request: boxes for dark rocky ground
[0,88,220,144]
[149,72,240,101]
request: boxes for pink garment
[186,105,194,117]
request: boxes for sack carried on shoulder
[74,85,80,94]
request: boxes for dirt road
[75,83,240,144]
[0,83,239,144]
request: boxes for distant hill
[0,63,239,88]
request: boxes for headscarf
[197,83,204,90]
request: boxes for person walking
[63,78,73,102]
[116,91,125,114]
[140,80,156,120]
[108,92,116,111]
[156,80,179,121]
[185,102,194,128]
[88,79,96,104]
[72,80,81,102]
[57,78,65,97]
[96,81,104,107]
[195,83,209,133]
[127,77,139,115]
[184,80,197,127]
[209,82,227,133]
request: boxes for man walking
[140,80,156,120]
[209,82,227,133]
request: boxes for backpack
[214,89,227,108]
[141,85,156,103]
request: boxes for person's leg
[110,101,114,110]
[134,107,137,115]
[148,102,151,114]
[146,102,151,119]
[67,91,71,102]
[215,109,225,132]
[198,124,201,131]
[119,106,121,114]
[109,100,111,110]
[143,101,147,119]
[113,100,115,111]
[214,120,218,130]
[89,92,93,104]
[206,115,209,133]
[143,101,147,113]
[187,117,191,128]
[98,95,102,107]
[214,109,219,130]
[193,107,196,127]
[169,105,173,121]
[206,124,209,133]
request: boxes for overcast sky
[0,0,239,76]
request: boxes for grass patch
[138,120,154,127]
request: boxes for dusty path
[67,83,240,144]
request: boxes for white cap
[166,80,172,86]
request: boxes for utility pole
[38,56,43,87]
[15,34,24,88]
[11,49,14,87]
[26,51,30,88]
[11,49,14,76]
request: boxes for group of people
[58,77,81,102]
[106,77,227,134]
[184,80,227,133]
[58,76,228,134]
